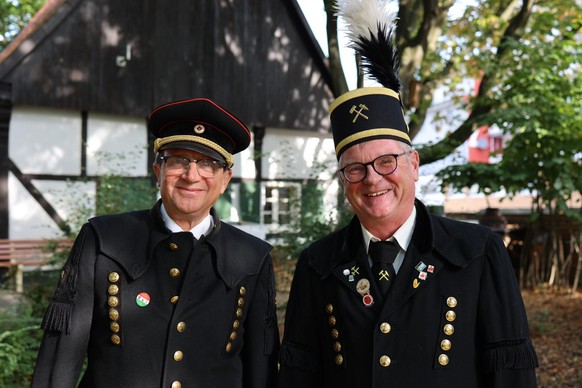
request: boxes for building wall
[7,106,338,240]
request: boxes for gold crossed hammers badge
[378,270,390,281]
[349,104,369,122]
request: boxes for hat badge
[349,104,369,123]
[194,124,205,134]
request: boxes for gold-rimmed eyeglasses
[158,155,227,178]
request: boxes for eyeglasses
[159,155,227,178]
[339,151,412,183]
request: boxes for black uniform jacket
[32,201,279,388]
[278,200,538,388]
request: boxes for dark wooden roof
[0,0,334,132]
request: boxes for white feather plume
[336,0,399,45]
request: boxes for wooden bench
[0,239,72,292]
[0,239,72,267]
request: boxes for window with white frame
[261,182,300,229]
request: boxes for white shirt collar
[361,206,417,273]
[160,203,213,239]
[362,206,416,252]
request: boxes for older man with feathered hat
[277,1,538,387]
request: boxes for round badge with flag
[136,292,151,307]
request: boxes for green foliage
[437,34,582,217]
[96,175,156,216]
[0,325,42,386]
[0,299,43,387]
[436,27,581,289]
[0,0,45,50]
[275,147,352,261]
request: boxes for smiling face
[153,148,232,230]
[339,139,419,239]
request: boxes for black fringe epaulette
[40,230,86,334]
[263,261,278,356]
[484,338,539,372]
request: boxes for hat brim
[158,141,225,163]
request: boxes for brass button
[169,243,179,251]
[108,272,120,283]
[236,308,243,318]
[108,308,119,320]
[174,350,184,361]
[170,296,179,304]
[226,342,232,352]
[328,316,336,326]
[446,296,457,308]
[438,354,449,366]
[380,322,391,334]
[171,381,181,388]
[108,296,119,307]
[108,284,119,295]
[333,341,342,352]
[239,286,247,296]
[237,297,245,307]
[110,322,120,333]
[326,304,333,314]
[379,355,391,367]
[446,310,456,322]
[331,328,339,339]
[334,354,344,365]
[176,322,186,332]
[441,339,452,351]
[110,334,121,345]
[232,320,240,330]
[169,268,180,278]
[230,331,237,341]
[443,324,454,336]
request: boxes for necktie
[368,240,399,297]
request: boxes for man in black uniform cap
[32,98,279,388]
[278,0,538,387]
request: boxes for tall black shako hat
[331,0,410,160]
[148,98,251,168]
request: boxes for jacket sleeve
[478,232,538,387]
[241,253,280,388]
[31,224,97,387]
[277,249,323,388]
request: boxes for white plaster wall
[9,173,96,239]
[262,128,336,180]
[9,107,82,175]
[231,144,256,180]
[86,113,148,176]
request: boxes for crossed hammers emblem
[349,104,369,123]
[379,270,390,281]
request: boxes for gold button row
[173,318,186,368]
[168,242,181,306]
[325,303,344,365]
[438,296,458,366]
[378,321,393,367]
[108,272,121,346]
[226,286,247,353]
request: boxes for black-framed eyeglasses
[339,151,412,183]
[158,155,227,178]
